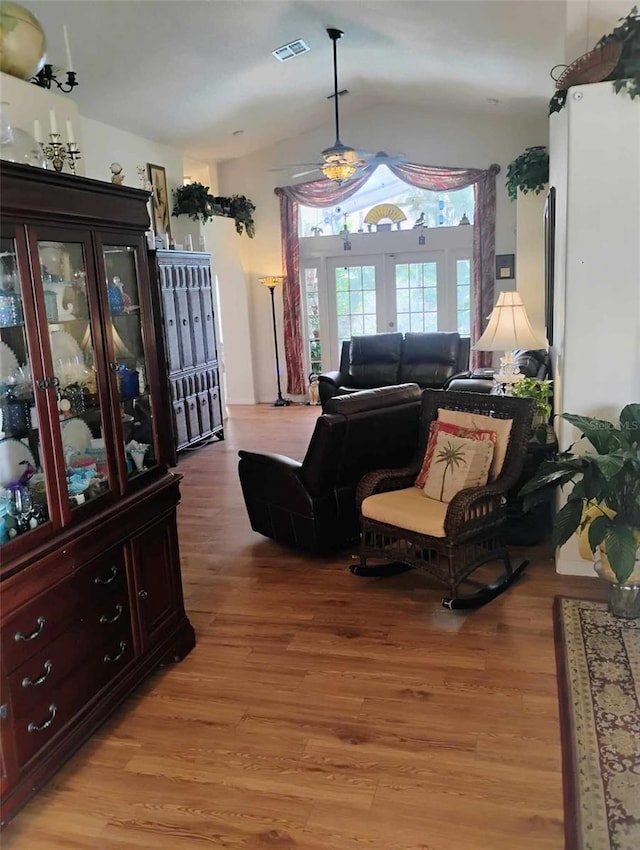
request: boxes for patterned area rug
[553,597,640,850]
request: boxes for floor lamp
[259,276,290,407]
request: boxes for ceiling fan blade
[291,168,321,178]
[268,163,323,172]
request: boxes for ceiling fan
[271,28,405,183]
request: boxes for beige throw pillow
[437,409,513,481]
[422,432,495,503]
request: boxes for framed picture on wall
[544,186,556,346]
[147,163,172,242]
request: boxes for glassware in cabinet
[102,245,157,478]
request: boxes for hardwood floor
[3,403,604,849]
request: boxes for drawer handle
[22,660,53,688]
[28,704,57,733]
[194,316,200,323]
[206,314,212,321]
[99,603,124,625]
[15,616,45,643]
[169,319,174,326]
[138,590,148,600]
[182,319,188,326]
[95,565,118,586]
[104,641,127,664]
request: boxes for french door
[321,251,471,369]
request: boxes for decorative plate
[49,328,82,365]
[61,418,92,454]
[0,340,20,382]
[0,438,35,488]
[553,42,623,90]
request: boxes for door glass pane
[304,268,322,374]
[0,238,51,543]
[38,241,112,511]
[395,261,437,334]
[103,245,156,479]
[334,265,377,350]
[457,259,471,336]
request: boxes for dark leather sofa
[445,349,551,393]
[238,383,422,554]
[318,332,470,410]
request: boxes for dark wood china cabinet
[0,162,194,827]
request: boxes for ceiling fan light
[322,161,357,182]
[322,143,358,164]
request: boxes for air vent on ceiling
[272,39,310,62]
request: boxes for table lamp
[473,291,547,390]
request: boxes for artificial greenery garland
[172,183,256,237]
[549,5,640,115]
[505,146,549,201]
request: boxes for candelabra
[31,65,78,93]
[41,134,81,174]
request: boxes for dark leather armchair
[238,383,422,553]
[445,349,551,393]
[319,332,470,409]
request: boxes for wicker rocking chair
[352,389,535,609]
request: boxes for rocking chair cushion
[422,432,494,503]
[361,487,448,537]
[415,420,497,488]
[437,409,513,481]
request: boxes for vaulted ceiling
[27,0,575,163]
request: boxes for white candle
[185,234,193,251]
[63,24,74,71]
[49,109,57,135]
[198,234,207,250]
[162,232,170,250]
[33,119,42,143]
[66,120,75,144]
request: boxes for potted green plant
[520,404,640,617]
[172,182,215,223]
[505,146,549,201]
[511,378,553,437]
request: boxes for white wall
[516,188,547,338]
[217,102,549,401]
[550,81,640,576]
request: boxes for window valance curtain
[275,161,500,395]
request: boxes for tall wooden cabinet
[153,250,224,456]
[0,163,195,827]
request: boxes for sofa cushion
[399,332,461,388]
[348,332,403,388]
[362,487,447,537]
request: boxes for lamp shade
[474,291,547,351]
[258,276,284,289]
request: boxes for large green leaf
[587,452,626,479]
[552,498,584,548]
[620,403,640,446]
[604,526,639,584]
[587,515,611,553]
[519,466,581,495]
[562,414,627,454]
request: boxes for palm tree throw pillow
[422,432,495,503]
[415,421,497,488]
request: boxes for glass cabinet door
[37,240,112,511]
[0,237,51,545]
[102,245,157,480]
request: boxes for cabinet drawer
[1,580,85,675]
[2,548,126,675]
[8,596,131,720]
[185,394,200,441]
[13,629,134,768]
